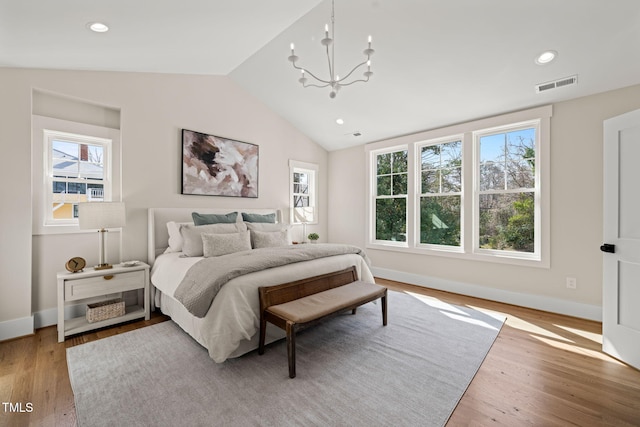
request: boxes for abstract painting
[181,129,258,197]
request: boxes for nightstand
[57,262,150,342]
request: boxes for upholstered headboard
[147,207,283,265]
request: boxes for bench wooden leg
[286,321,296,378]
[258,316,267,355]
[382,291,387,326]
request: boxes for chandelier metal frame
[288,0,374,98]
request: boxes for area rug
[67,291,505,427]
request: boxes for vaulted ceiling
[2,0,639,151]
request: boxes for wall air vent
[535,75,578,93]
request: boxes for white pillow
[202,231,251,257]
[250,229,291,249]
[181,222,247,257]
[166,221,193,253]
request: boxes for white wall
[0,68,327,340]
[328,83,640,320]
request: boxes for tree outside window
[375,150,408,242]
[367,106,549,266]
[419,140,462,247]
[478,127,536,253]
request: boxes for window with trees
[476,126,536,254]
[366,106,550,266]
[374,149,408,242]
[419,139,462,247]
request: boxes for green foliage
[420,196,460,246]
[503,195,534,251]
[307,233,319,241]
[479,193,534,252]
[376,198,406,242]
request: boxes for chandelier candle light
[288,0,374,98]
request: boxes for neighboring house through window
[47,132,110,224]
[32,115,120,235]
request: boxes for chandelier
[288,0,374,98]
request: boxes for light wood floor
[1,280,639,427]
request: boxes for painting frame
[181,129,259,198]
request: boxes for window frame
[365,105,551,268]
[289,160,318,225]
[416,135,465,253]
[44,130,113,227]
[367,144,408,248]
[32,115,121,235]
[472,120,541,261]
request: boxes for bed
[147,207,375,362]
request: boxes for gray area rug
[67,291,505,427]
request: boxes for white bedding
[151,250,374,362]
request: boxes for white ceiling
[2,0,640,151]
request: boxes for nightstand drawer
[64,270,145,301]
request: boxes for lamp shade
[78,202,126,230]
[293,206,315,223]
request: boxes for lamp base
[94,263,113,270]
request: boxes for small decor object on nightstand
[122,260,140,267]
[65,257,86,273]
[308,233,319,243]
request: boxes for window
[374,149,408,242]
[32,115,120,235]
[289,160,318,224]
[419,139,462,247]
[366,105,551,267]
[47,135,109,224]
[476,126,537,254]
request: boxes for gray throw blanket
[174,244,369,317]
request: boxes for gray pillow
[202,231,251,257]
[250,229,290,249]
[180,223,246,257]
[192,211,238,225]
[241,212,276,223]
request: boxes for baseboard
[34,303,90,329]
[372,267,602,322]
[1,305,87,341]
[0,315,34,341]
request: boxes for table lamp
[293,206,315,243]
[78,202,126,270]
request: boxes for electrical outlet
[566,277,577,289]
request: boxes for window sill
[365,242,549,268]
[32,225,122,236]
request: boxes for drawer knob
[103,275,114,280]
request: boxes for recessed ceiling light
[336,118,345,125]
[535,50,557,65]
[87,22,109,33]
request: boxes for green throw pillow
[241,212,276,223]
[192,211,238,225]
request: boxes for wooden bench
[258,266,387,378]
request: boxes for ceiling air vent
[535,75,578,93]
